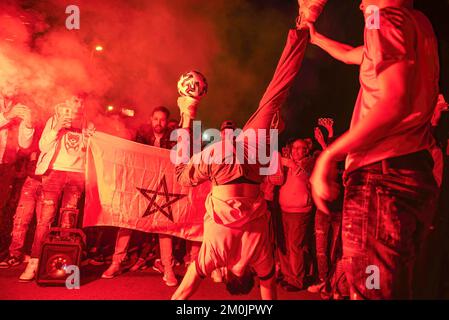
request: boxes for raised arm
[173,97,211,187]
[308,23,363,65]
[1,104,35,148]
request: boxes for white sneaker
[101,262,122,279]
[307,281,325,293]
[19,258,39,282]
[163,269,178,287]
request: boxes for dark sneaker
[130,258,147,272]
[0,255,23,269]
[89,254,105,266]
[281,282,304,292]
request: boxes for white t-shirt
[50,130,86,173]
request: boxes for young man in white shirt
[19,95,94,281]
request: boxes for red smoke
[1,0,292,134]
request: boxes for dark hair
[225,268,255,295]
[151,106,170,119]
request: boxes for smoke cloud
[1,0,295,135]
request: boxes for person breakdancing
[170,1,327,300]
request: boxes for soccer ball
[177,71,208,100]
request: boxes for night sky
[5,0,449,144]
[275,0,449,144]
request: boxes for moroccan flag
[83,132,209,241]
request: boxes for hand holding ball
[297,0,328,29]
[177,71,208,128]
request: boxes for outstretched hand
[297,0,328,30]
[318,117,334,137]
[314,127,326,149]
[305,22,319,44]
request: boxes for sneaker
[19,258,39,282]
[211,269,223,283]
[307,281,325,293]
[163,269,178,287]
[101,262,123,279]
[152,259,164,274]
[281,282,303,292]
[0,255,23,269]
[130,258,146,272]
[89,254,105,266]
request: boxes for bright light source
[121,108,135,117]
[95,45,103,52]
[202,132,209,140]
[107,105,114,112]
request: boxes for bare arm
[325,61,413,159]
[308,23,363,65]
[171,262,203,300]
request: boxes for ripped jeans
[342,151,439,300]
[31,170,84,258]
[8,176,42,258]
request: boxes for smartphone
[55,104,73,128]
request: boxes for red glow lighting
[121,108,135,117]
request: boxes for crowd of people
[1,0,449,300]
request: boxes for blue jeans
[278,211,313,288]
[9,176,42,257]
[315,209,341,282]
[0,164,16,255]
[342,151,439,299]
[32,170,84,258]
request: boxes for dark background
[6,0,449,143]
